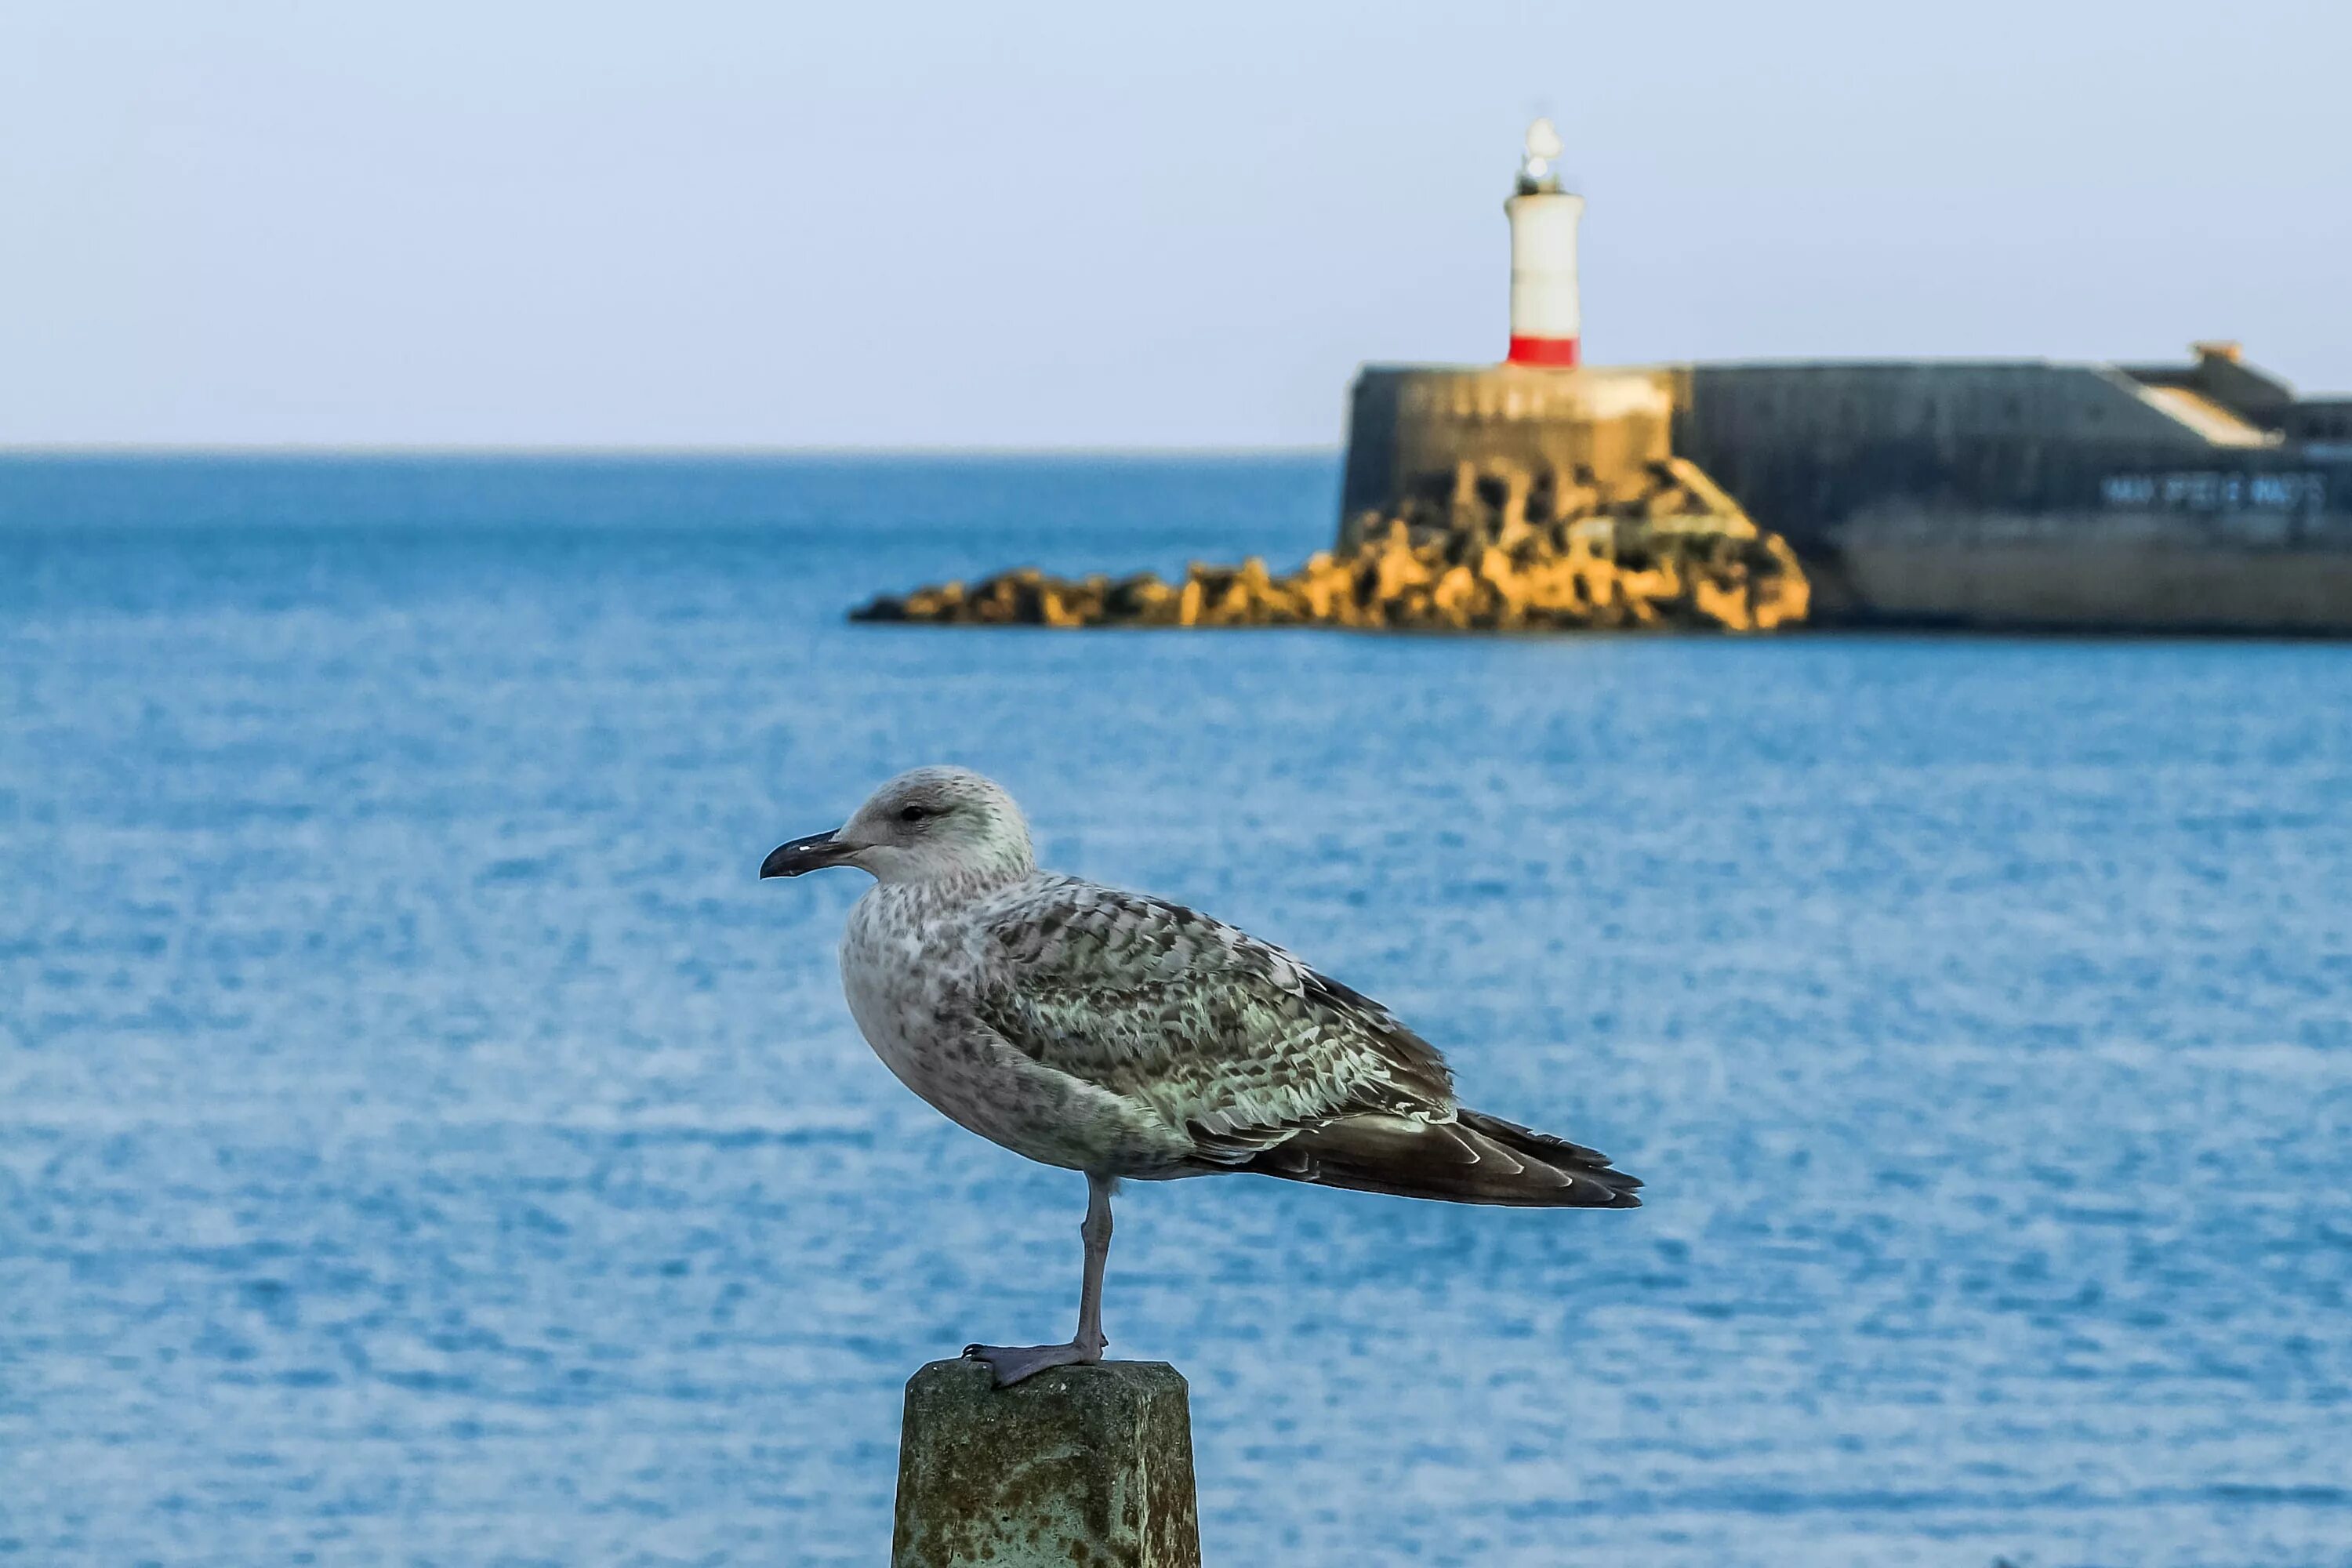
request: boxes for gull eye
[898,804,929,823]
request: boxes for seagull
[762,766,1640,1386]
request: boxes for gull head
[760,766,1035,887]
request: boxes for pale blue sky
[3,1,2346,448]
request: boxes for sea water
[3,455,2348,1566]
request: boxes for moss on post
[891,1359,1201,1568]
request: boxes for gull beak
[761,829,852,879]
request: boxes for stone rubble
[850,457,1809,633]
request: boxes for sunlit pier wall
[1337,365,1675,547]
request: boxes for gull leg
[965,1173,1115,1388]
[1073,1171,1112,1356]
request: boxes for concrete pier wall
[1338,354,2352,633]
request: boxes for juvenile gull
[762,766,1640,1386]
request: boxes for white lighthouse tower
[1504,118,1584,368]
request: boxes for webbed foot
[962,1337,1104,1388]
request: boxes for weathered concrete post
[891,1359,1201,1568]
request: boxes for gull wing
[972,876,1455,1159]
[971,875,1642,1208]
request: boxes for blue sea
[3,454,2349,1567]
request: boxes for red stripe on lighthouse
[1507,336,1580,368]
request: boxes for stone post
[891,1359,1201,1568]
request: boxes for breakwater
[851,457,1808,633]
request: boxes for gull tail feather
[1231,1107,1642,1208]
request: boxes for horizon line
[0,441,1343,460]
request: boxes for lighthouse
[1504,118,1584,368]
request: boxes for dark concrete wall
[1671,362,2226,557]
[1668,362,2352,627]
